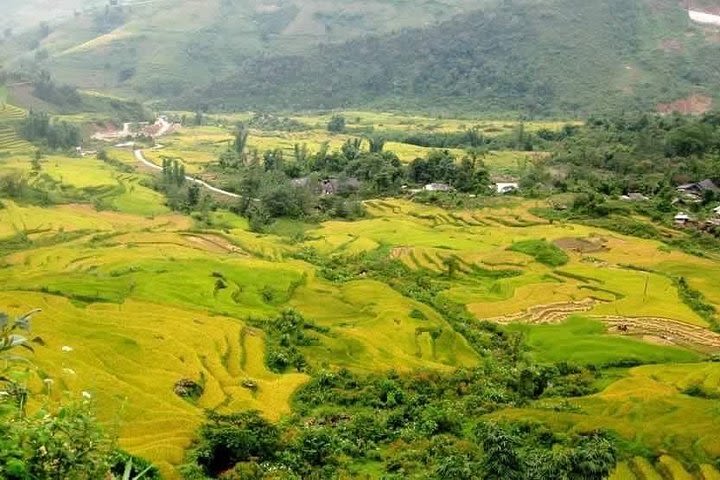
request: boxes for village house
[676,179,719,203]
[292,177,361,196]
[495,182,519,194]
[424,183,452,192]
[620,192,649,202]
[674,212,692,227]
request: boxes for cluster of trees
[211,127,493,230]
[153,157,206,214]
[519,112,720,199]
[182,397,616,480]
[251,309,327,374]
[408,150,490,193]
[32,70,82,107]
[20,111,81,150]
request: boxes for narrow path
[133,149,241,199]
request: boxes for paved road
[133,149,241,199]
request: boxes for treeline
[20,111,80,150]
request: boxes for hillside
[182,0,720,115]
[0,0,490,100]
[4,0,719,115]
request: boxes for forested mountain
[183,0,720,116]
[2,0,719,115]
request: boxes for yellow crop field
[2,115,719,478]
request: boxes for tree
[565,431,617,480]
[192,411,280,476]
[367,135,385,153]
[341,138,363,161]
[327,115,346,133]
[31,150,43,173]
[233,123,249,158]
[476,422,525,480]
[262,149,284,172]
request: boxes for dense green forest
[183,0,720,115]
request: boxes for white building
[424,183,452,192]
[495,182,519,194]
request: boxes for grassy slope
[509,316,700,366]
[2,0,492,99]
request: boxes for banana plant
[119,458,153,480]
[0,309,41,378]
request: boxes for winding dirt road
[133,149,241,199]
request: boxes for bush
[327,115,346,133]
[191,411,280,477]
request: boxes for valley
[1,103,720,478]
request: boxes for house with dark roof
[678,179,718,195]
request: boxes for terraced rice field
[0,102,27,122]
[611,456,720,480]
[0,125,32,152]
[1,133,719,477]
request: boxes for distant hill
[0,0,489,100]
[2,0,719,116]
[182,0,720,116]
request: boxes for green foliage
[0,309,40,392]
[185,0,720,115]
[408,149,490,193]
[32,70,81,107]
[327,115,346,133]
[109,451,161,480]
[183,364,618,478]
[188,410,280,477]
[0,173,51,205]
[675,277,720,331]
[508,240,569,267]
[0,403,113,480]
[20,110,80,150]
[253,309,325,373]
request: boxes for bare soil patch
[657,94,713,115]
[554,237,608,253]
[660,38,684,52]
